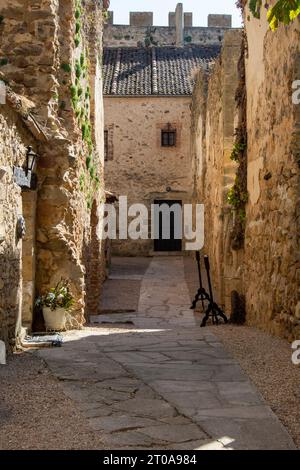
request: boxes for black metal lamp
[26,146,38,175]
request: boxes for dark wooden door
[154,200,182,252]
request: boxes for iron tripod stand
[190,251,210,311]
[190,252,228,327]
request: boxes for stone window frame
[157,122,182,149]
[161,128,176,147]
[104,125,114,161]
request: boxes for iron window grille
[161,124,176,147]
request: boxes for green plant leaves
[249,0,300,30]
[267,0,300,30]
[249,0,262,18]
[35,280,74,311]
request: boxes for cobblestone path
[39,257,295,450]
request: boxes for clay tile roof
[103,45,220,96]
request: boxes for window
[161,124,176,147]
[104,130,109,161]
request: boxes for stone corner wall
[0,0,107,344]
[192,29,244,312]
[192,9,300,340]
[243,11,300,340]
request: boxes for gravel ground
[0,352,103,450]
[210,325,300,449]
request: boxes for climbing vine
[60,0,101,209]
[227,36,248,251]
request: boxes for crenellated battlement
[104,3,232,48]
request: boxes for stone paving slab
[39,257,296,450]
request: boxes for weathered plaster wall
[243,7,300,339]
[104,96,193,255]
[0,105,36,346]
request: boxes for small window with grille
[161,124,176,147]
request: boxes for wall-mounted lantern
[26,146,38,175]
[14,146,39,190]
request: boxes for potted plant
[35,279,74,331]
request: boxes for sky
[109,1,242,28]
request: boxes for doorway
[154,200,182,252]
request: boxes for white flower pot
[43,307,66,331]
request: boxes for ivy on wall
[227,36,248,251]
[63,0,101,209]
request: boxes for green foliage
[89,165,95,179]
[75,60,82,79]
[79,173,85,191]
[74,35,80,48]
[227,178,248,224]
[0,58,8,66]
[248,0,300,29]
[85,86,91,99]
[70,84,78,109]
[75,21,81,34]
[61,62,72,73]
[227,136,248,226]
[230,142,247,162]
[268,0,300,30]
[249,0,262,18]
[70,0,101,209]
[35,279,74,312]
[86,155,92,169]
[102,10,110,22]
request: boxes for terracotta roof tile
[103,45,220,96]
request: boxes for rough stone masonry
[0,0,107,347]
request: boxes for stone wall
[104,96,193,255]
[104,25,231,48]
[192,6,300,340]
[191,30,243,310]
[243,6,300,339]
[130,12,153,27]
[104,5,232,48]
[0,104,36,346]
[0,0,60,121]
[0,0,106,345]
[208,14,232,28]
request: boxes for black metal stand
[190,252,228,327]
[190,251,210,311]
[200,256,228,327]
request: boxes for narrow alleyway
[38,257,296,450]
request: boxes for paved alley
[39,257,296,450]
